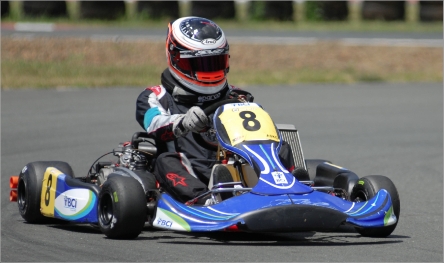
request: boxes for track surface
[1,83,442,262]
[2,23,442,47]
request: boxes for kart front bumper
[232,204,348,232]
[154,190,396,232]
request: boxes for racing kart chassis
[10,100,400,239]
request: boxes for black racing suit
[136,69,294,203]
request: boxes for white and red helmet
[166,17,230,95]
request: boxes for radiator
[276,124,306,170]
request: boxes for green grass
[1,60,163,89]
[227,68,442,87]
[3,58,441,89]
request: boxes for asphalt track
[1,83,442,262]
[2,23,442,47]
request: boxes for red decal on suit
[147,85,162,95]
[161,130,175,141]
[166,173,187,187]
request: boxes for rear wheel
[98,175,147,239]
[304,159,331,180]
[18,161,74,223]
[350,175,400,237]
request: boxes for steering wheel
[192,98,241,151]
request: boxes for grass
[2,60,162,88]
[1,37,442,89]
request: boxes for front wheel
[350,175,400,237]
[17,161,74,223]
[98,175,147,239]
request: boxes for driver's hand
[173,106,209,137]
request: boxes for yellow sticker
[218,103,279,146]
[40,167,63,217]
[326,163,345,170]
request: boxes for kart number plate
[218,103,279,146]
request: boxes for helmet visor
[176,54,229,72]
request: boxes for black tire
[304,159,332,180]
[350,175,400,237]
[17,161,74,223]
[98,175,147,239]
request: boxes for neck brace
[161,69,228,105]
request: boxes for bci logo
[64,196,77,211]
[157,218,173,228]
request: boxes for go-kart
[9,96,400,239]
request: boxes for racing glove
[173,106,209,137]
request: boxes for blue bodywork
[150,103,397,232]
[152,187,395,232]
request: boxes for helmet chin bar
[195,70,225,82]
[169,68,227,95]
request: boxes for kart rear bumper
[233,204,348,232]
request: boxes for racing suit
[136,69,295,203]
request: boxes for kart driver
[136,16,299,205]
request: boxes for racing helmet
[166,17,230,95]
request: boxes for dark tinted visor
[176,54,229,72]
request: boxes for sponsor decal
[166,173,187,187]
[156,217,173,228]
[153,208,191,231]
[180,48,226,58]
[161,130,175,141]
[198,93,221,102]
[231,135,244,143]
[326,162,347,170]
[267,134,279,140]
[201,38,217,45]
[271,171,288,184]
[54,189,96,219]
[384,206,397,226]
[147,85,162,96]
[113,191,119,202]
[64,196,77,211]
[195,49,224,56]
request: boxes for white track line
[14,22,54,32]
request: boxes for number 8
[44,174,52,206]
[239,111,261,131]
